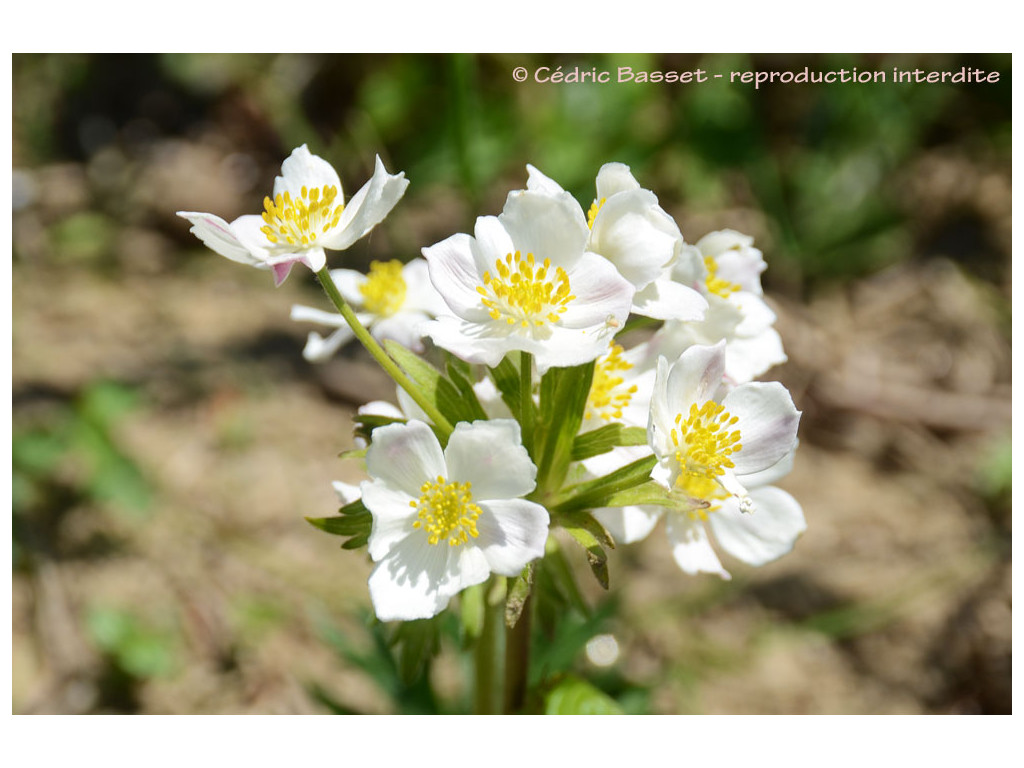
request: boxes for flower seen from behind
[361,419,550,621]
[526,163,707,322]
[654,229,786,384]
[178,145,408,285]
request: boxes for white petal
[420,316,514,368]
[592,505,661,545]
[595,162,641,198]
[274,144,344,202]
[474,499,549,576]
[709,486,806,566]
[323,155,409,251]
[372,312,430,353]
[177,211,265,266]
[631,278,708,321]
[331,480,361,505]
[401,259,449,315]
[558,252,635,329]
[589,190,680,288]
[525,164,567,196]
[444,420,537,500]
[290,304,350,328]
[302,328,355,362]
[328,268,368,306]
[665,342,727,410]
[470,216,516,275]
[732,292,776,336]
[722,382,800,475]
[739,445,797,487]
[499,189,588,269]
[358,400,406,419]
[364,420,446,497]
[361,481,417,561]
[367,536,458,621]
[423,232,492,322]
[666,513,731,579]
[724,329,787,385]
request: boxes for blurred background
[11,52,1011,714]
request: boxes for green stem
[474,578,505,714]
[519,351,535,455]
[314,266,454,439]
[504,592,532,714]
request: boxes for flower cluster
[180,147,804,623]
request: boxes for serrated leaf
[505,563,534,628]
[571,424,647,461]
[544,676,624,715]
[383,339,472,429]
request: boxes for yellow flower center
[358,260,407,317]
[260,185,344,247]
[476,251,576,330]
[586,343,638,421]
[587,198,606,229]
[410,475,482,547]
[671,401,743,520]
[704,256,741,298]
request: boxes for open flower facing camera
[179,147,804,714]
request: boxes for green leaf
[534,361,595,492]
[544,676,624,715]
[571,424,647,461]
[602,481,686,509]
[563,518,611,590]
[445,359,489,421]
[306,498,372,549]
[383,339,474,430]
[553,454,657,515]
[505,563,534,628]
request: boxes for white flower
[290,258,446,360]
[178,145,409,286]
[653,229,786,384]
[526,163,707,322]
[361,419,549,621]
[420,186,634,373]
[613,342,804,579]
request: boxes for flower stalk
[314,265,454,439]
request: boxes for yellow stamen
[587,198,606,230]
[477,251,575,331]
[670,401,743,519]
[409,476,482,547]
[586,343,638,421]
[260,184,344,248]
[358,260,407,317]
[704,256,741,298]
